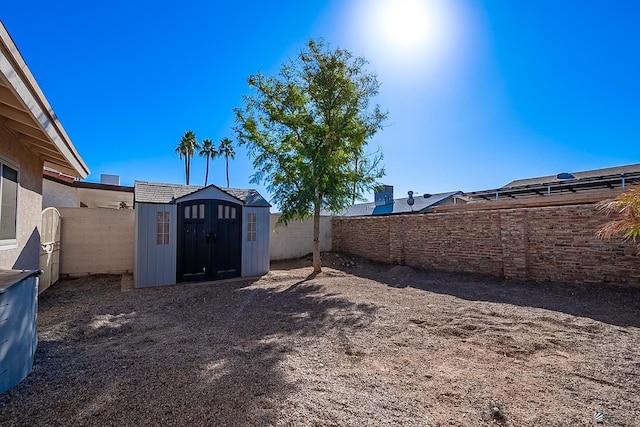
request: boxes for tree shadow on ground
[324,252,640,328]
[0,273,377,426]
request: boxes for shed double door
[177,200,242,282]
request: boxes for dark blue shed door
[177,200,242,282]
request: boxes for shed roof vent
[556,172,575,180]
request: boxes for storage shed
[134,181,271,287]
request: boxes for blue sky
[2,1,639,206]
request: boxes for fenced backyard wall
[270,214,332,260]
[54,208,328,280]
[333,204,639,285]
[57,207,135,277]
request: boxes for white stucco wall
[270,213,332,261]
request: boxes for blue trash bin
[0,269,41,394]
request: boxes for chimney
[100,174,120,185]
[374,185,393,207]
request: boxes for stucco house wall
[0,19,89,395]
[0,125,43,270]
[42,177,79,208]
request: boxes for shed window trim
[0,160,18,247]
[247,212,257,242]
[156,211,170,245]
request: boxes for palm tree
[597,187,640,250]
[218,137,236,188]
[175,130,199,185]
[199,138,217,186]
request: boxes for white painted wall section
[269,214,332,261]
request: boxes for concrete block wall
[57,207,134,276]
[333,204,639,285]
[270,213,332,260]
[54,210,328,279]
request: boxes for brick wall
[332,216,392,264]
[333,204,639,285]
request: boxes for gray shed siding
[134,203,177,287]
[134,181,271,287]
[242,206,270,276]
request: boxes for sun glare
[376,0,443,54]
[346,0,465,83]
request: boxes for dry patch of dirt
[1,252,639,426]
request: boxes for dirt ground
[1,252,639,426]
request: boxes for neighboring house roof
[340,191,462,217]
[502,163,640,188]
[134,181,271,207]
[465,163,640,201]
[44,170,134,208]
[0,21,89,178]
[43,168,76,183]
[44,169,134,193]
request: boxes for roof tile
[134,181,270,207]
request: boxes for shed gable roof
[134,181,271,207]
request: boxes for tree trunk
[204,157,209,186]
[312,198,322,273]
[186,156,190,185]
[226,157,230,188]
[352,156,359,205]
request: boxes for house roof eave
[0,21,89,178]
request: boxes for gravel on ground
[1,252,639,426]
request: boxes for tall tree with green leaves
[175,130,199,185]
[199,138,217,186]
[235,39,387,273]
[351,148,384,205]
[218,137,236,188]
[597,187,640,251]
